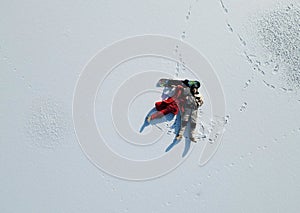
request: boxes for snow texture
[0,0,299,212]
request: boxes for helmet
[188,80,201,89]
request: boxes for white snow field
[1,0,299,212]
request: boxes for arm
[171,85,183,99]
[195,95,204,107]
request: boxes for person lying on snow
[147,79,203,142]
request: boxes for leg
[189,109,198,142]
[176,108,192,140]
[150,107,173,121]
[147,101,168,122]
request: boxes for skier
[175,84,203,143]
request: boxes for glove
[194,94,203,107]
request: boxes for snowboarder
[145,78,203,143]
[147,79,201,124]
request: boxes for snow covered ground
[1,0,299,212]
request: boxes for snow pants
[177,107,198,137]
[150,100,178,120]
